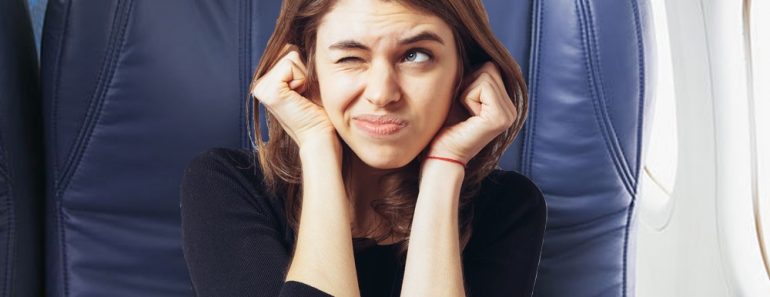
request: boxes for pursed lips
[352,114,408,125]
[352,114,408,136]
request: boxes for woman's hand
[426,62,518,165]
[251,44,338,149]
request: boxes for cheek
[318,72,362,124]
[402,75,455,125]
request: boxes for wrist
[419,157,465,181]
[299,133,343,166]
[422,156,466,168]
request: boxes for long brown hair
[247,0,528,257]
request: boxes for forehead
[316,0,453,47]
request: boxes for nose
[363,60,401,107]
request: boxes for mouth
[352,114,408,137]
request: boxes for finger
[481,72,514,123]
[274,55,307,93]
[461,76,510,130]
[253,58,307,107]
[459,71,503,117]
[476,62,516,122]
[477,79,507,120]
[283,48,308,75]
[279,44,309,80]
[481,62,518,120]
[286,60,307,93]
[458,78,484,116]
[276,44,308,84]
[480,62,506,94]
[458,64,500,105]
[475,64,508,109]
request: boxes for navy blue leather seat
[495,2,652,296]
[38,0,652,296]
[40,1,280,296]
[0,0,44,296]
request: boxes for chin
[354,148,416,169]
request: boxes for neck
[346,153,396,238]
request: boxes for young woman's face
[314,0,460,169]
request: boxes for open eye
[403,49,432,63]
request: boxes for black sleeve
[461,171,548,297]
[180,148,332,297]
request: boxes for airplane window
[748,0,770,274]
[640,0,678,230]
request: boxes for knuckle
[252,85,277,105]
[277,57,293,70]
[285,50,301,60]
[504,114,514,126]
[480,80,495,91]
[496,119,511,131]
[488,114,510,131]
[251,82,265,98]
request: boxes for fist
[426,62,518,164]
[251,44,336,147]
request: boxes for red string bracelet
[423,156,466,168]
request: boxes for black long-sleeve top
[180,148,546,297]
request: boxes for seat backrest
[0,0,44,296]
[489,1,653,296]
[40,1,280,295]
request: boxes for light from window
[640,0,678,230]
[748,0,770,275]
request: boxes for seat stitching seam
[56,2,134,294]
[56,0,134,197]
[578,0,635,197]
[584,0,637,195]
[523,0,545,176]
[52,1,74,295]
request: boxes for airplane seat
[0,0,45,296]
[39,0,653,296]
[40,1,281,295]
[491,1,654,297]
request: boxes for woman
[180,0,546,296]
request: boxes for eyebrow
[328,31,445,51]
